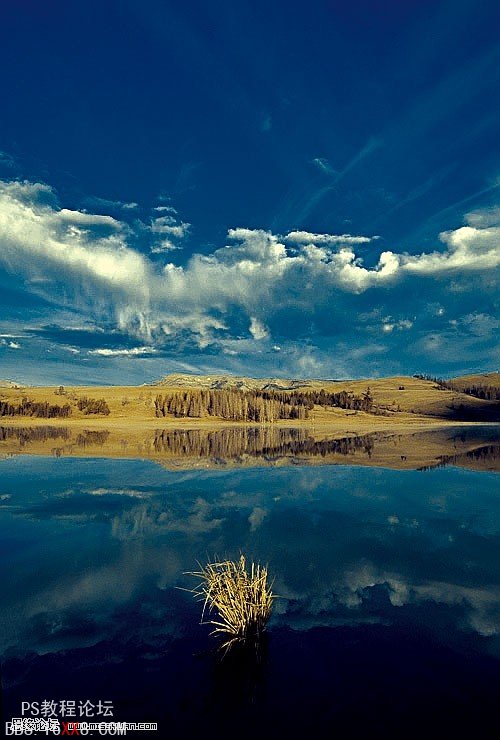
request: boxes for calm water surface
[1,434,499,738]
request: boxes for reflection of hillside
[419,443,500,472]
[0,424,498,471]
[152,427,375,459]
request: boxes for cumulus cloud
[0,178,498,367]
[249,317,269,340]
[336,562,500,636]
[0,180,152,338]
[402,225,500,274]
[465,205,500,228]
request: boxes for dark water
[1,445,499,738]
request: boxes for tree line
[154,389,309,422]
[414,374,499,401]
[154,387,375,421]
[455,384,500,401]
[0,398,72,418]
[0,395,111,418]
[292,387,374,412]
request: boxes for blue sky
[0,0,499,384]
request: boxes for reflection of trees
[419,444,500,471]
[0,426,71,445]
[76,430,110,447]
[0,425,378,463]
[0,426,110,449]
[153,427,375,460]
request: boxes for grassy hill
[154,372,500,421]
[0,373,498,423]
[451,371,500,388]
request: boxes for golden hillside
[0,374,498,424]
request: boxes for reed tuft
[187,555,274,651]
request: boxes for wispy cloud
[260,113,272,132]
[312,157,337,177]
[77,196,139,213]
[274,138,384,229]
[285,230,374,246]
[88,346,157,357]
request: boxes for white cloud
[285,230,374,245]
[465,205,500,228]
[0,178,498,360]
[85,488,149,498]
[148,213,190,254]
[249,317,269,340]
[150,239,182,254]
[248,506,267,531]
[324,561,500,636]
[382,318,414,333]
[153,205,177,214]
[150,216,190,238]
[57,209,122,228]
[1,337,21,349]
[88,346,157,357]
[401,224,500,274]
[0,179,153,336]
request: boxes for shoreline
[0,414,498,434]
[0,417,497,472]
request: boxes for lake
[1,425,499,738]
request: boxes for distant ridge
[451,372,500,387]
[153,371,500,392]
[0,379,24,389]
[153,373,333,391]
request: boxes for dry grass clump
[187,555,274,651]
